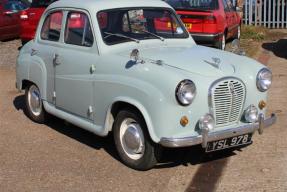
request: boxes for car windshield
[97,8,189,45]
[30,0,57,8]
[164,0,219,11]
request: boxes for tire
[25,84,47,123]
[113,109,160,170]
[215,33,226,50]
[21,40,28,46]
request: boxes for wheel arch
[104,98,159,143]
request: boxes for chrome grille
[210,78,246,127]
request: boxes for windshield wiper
[132,28,165,42]
[141,29,165,41]
[104,32,140,43]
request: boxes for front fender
[17,43,47,100]
[28,56,47,100]
[104,96,159,142]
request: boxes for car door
[222,0,233,37]
[36,10,64,104]
[55,10,96,121]
[0,4,4,39]
[226,0,238,36]
[0,2,16,39]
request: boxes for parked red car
[19,0,56,45]
[0,0,27,41]
[164,0,241,50]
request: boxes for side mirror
[235,7,242,12]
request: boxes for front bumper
[159,113,277,148]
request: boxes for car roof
[48,0,172,12]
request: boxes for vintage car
[16,0,276,170]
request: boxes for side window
[226,0,234,10]
[41,11,63,41]
[64,12,94,47]
[222,0,229,11]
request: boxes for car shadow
[13,95,237,169]
[262,39,287,59]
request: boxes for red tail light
[20,11,28,20]
[203,16,216,24]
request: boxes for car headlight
[175,80,196,106]
[244,105,258,123]
[256,68,272,92]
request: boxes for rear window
[164,0,219,10]
[41,11,63,41]
[30,0,57,8]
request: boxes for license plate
[206,134,252,152]
[184,23,192,30]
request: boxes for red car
[19,0,56,45]
[165,0,241,50]
[0,0,27,41]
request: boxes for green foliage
[241,25,266,41]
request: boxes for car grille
[210,78,246,127]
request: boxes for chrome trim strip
[190,33,223,37]
[159,113,277,148]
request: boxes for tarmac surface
[0,38,286,192]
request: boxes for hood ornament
[130,49,145,64]
[204,57,221,69]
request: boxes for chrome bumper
[159,113,277,148]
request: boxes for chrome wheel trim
[119,118,145,160]
[28,85,42,116]
[222,35,226,50]
[237,26,241,39]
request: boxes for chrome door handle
[90,64,96,74]
[53,53,61,66]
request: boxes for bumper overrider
[159,113,277,148]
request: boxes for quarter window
[64,12,94,47]
[41,11,63,41]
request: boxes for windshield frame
[96,7,190,46]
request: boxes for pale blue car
[16,0,276,170]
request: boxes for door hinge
[88,106,93,116]
[52,91,56,102]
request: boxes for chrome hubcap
[28,85,42,116]
[119,118,144,160]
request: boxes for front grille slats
[211,79,246,127]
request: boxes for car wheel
[25,84,47,123]
[21,40,28,46]
[113,109,160,170]
[215,34,226,50]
